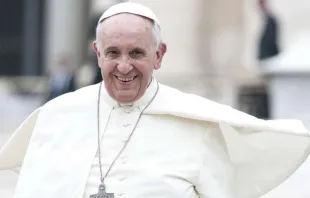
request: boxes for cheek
[99,60,115,75]
[135,60,155,75]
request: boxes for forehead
[98,13,154,47]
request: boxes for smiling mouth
[115,75,137,83]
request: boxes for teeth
[117,76,134,82]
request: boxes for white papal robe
[0,78,310,198]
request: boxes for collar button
[125,108,131,113]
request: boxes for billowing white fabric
[0,78,310,198]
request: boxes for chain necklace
[90,80,159,198]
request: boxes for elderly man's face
[93,13,166,104]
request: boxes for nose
[117,57,133,74]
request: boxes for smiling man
[1,2,310,198]
[93,11,166,103]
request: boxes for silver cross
[90,183,114,198]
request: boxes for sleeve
[195,124,237,198]
[0,108,41,173]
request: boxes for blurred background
[1,0,310,197]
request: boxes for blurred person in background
[258,0,280,60]
[1,2,310,198]
[45,55,77,102]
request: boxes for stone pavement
[0,94,310,198]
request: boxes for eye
[130,50,144,59]
[105,50,120,59]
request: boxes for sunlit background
[1,0,310,197]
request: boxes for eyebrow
[104,46,147,52]
[104,46,119,52]
[131,47,146,52]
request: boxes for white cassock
[0,78,310,198]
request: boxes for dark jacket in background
[258,12,280,60]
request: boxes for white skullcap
[98,1,160,26]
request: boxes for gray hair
[95,19,163,50]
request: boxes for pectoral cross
[90,183,114,198]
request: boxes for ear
[93,41,102,68]
[92,41,101,58]
[154,43,167,70]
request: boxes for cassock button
[122,123,130,127]
[119,177,127,181]
[125,108,132,113]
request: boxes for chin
[114,91,139,103]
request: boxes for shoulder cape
[1,83,309,198]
